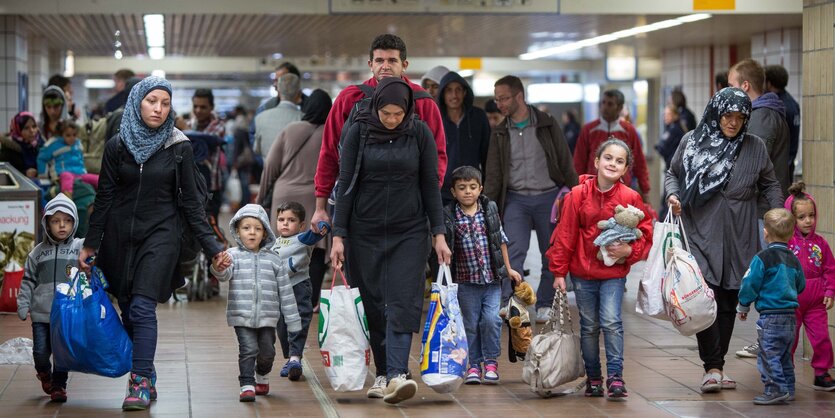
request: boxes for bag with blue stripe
[420,264,468,393]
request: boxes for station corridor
[1,236,834,418]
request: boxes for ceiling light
[520,14,712,60]
[63,50,74,78]
[148,47,165,60]
[458,69,475,77]
[526,83,584,103]
[84,79,116,89]
[114,50,123,60]
[151,70,166,78]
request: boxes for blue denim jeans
[278,279,313,358]
[456,282,502,367]
[757,312,797,395]
[235,326,277,386]
[118,294,158,379]
[571,276,625,378]
[502,190,558,309]
[31,322,68,388]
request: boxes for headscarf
[354,77,415,143]
[119,76,175,164]
[9,112,40,147]
[679,87,751,208]
[301,89,332,126]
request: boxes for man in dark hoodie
[729,59,790,196]
[437,71,491,205]
[765,65,800,178]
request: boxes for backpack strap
[414,90,433,100]
[343,123,368,195]
[355,83,374,98]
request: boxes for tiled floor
[2,237,835,417]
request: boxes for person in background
[715,72,730,91]
[47,74,81,121]
[561,110,581,155]
[655,105,686,219]
[484,99,503,131]
[189,88,227,220]
[670,90,696,132]
[420,65,450,100]
[105,69,136,113]
[39,86,67,140]
[36,120,99,197]
[1,111,43,178]
[765,65,801,178]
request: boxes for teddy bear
[500,281,536,362]
[593,204,644,267]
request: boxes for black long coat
[85,132,222,303]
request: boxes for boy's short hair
[450,165,483,187]
[59,119,79,134]
[763,208,795,242]
[276,201,306,221]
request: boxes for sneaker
[753,392,789,405]
[49,386,67,403]
[367,375,387,399]
[36,372,52,395]
[287,360,303,381]
[255,374,269,395]
[383,374,418,404]
[122,373,151,411]
[585,378,604,397]
[280,361,291,377]
[787,392,795,401]
[483,362,499,384]
[149,372,157,401]
[814,373,835,391]
[735,342,759,358]
[535,307,550,324]
[239,385,256,402]
[465,367,482,385]
[606,375,628,399]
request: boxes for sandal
[700,372,722,393]
[721,374,736,390]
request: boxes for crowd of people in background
[3,30,828,412]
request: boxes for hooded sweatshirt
[750,91,790,197]
[210,204,301,331]
[17,194,84,322]
[420,65,450,88]
[785,193,835,299]
[437,72,491,203]
[546,174,653,280]
[39,86,68,140]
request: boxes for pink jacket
[785,192,835,298]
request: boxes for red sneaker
[50,387,67,403]
[255,383,269,396]
[36,372,52,395]
[239,386,256,402]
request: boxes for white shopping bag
[662,220,717,336]
[419,264,468,393]
[636,210,682,319]
[318,268,370,392]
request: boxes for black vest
[443,195,508,282]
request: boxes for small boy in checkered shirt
[443,166,522,385]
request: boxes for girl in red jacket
[545,138,652,400]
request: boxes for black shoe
[814,374,835,391]
[753,392,789,405]
[585,378,604,397]
[606,375,628,399]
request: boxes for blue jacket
[37,136,87,176]
[737,242,806,313]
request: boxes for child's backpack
[328,83,432,207]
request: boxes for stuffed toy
[593,204,644,266]
[500,281,536,362]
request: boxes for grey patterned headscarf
[119,76,174,164]
[679,87,751,208]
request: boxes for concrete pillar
[27,35,48,118]
[0,16,28,126]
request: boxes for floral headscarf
[9,112,40,147]
[119,76,175,164]
[679,87,751,208]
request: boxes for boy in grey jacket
[18,193,84,403]
[270,201,329,381]
[210,204,301,402]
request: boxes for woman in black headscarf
[331,77,451,403]
[665,87,782,394]
[78,76,226,411]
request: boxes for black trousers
[696,283,739,372]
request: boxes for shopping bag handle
[671,214,692,253]
[544,291,574,335]
[330,266,350,288]
[435,263,452,286]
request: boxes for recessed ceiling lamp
[519,13,711,60]
[143,14,165,59]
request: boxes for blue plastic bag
[50,266,132,377]
[419,265,468,393]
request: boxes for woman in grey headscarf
[666,87,782,394]
[79,76,226,411]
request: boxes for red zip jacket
[546,174,653,280]
[313,75,447,198]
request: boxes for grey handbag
[521,291,585,397]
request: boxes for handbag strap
[544,291,574,335]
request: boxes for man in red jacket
[310,34,447,231]
[573,89,650,202]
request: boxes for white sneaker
[735,342,759,358]
[367,375,387,398]
[535,307,550,324]
[384,374,417,404]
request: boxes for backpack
[83,109,124,174]
[328,83,432,206]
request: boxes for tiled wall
[0,16,27,127]
[802,0,835,357]
[751,28,803,97]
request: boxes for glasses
[494,94,515,104]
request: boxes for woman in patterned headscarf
[665,87,783,395]
[78,76,226,411]
[1,112,43,177]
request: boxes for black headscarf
[355,77,415,143]
[679,87,751,208]
[301,89,332,126]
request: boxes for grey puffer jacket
[18,194,85,322]
[210,204,301,331]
